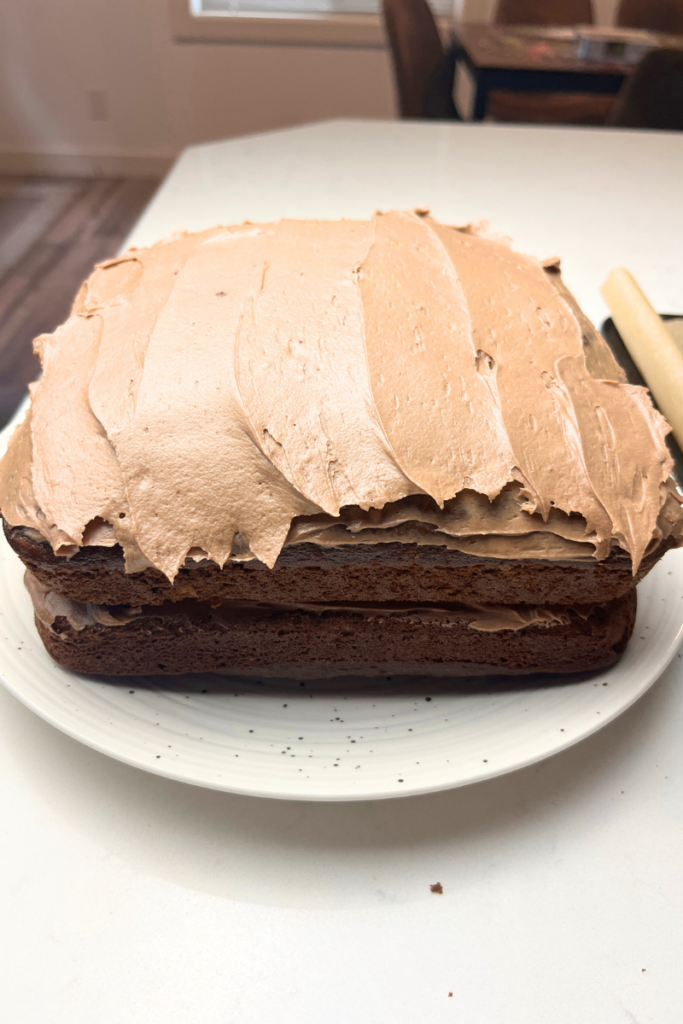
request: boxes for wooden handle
[601,267,683,451]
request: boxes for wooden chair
[617,0,683,35]
[382,0,460,119]
[496,0,593,26]
[609,48,683,129]
[488,0,616,124]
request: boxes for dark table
[451,23,681,120]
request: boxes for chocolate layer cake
[1,211,680,677]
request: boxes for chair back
[382,0,457,118]
[609,48,683,129]
[617,0,683,35]
[495,0,593,25]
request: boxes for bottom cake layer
[30,578,638,678]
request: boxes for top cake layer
[0,211,678,581]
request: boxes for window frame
[168,0,389,47]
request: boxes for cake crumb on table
[430,882,443,894]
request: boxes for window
[170,0,454,47]
[197,0,454,18]
[200,0,380,13]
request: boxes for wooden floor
[0,175,159,427]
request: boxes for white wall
[0,0,621,177]
[0,0,396,176]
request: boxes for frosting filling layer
[26,570,592,636]
[1,213,679,579]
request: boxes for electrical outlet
[87,90,109,122]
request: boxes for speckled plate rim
[0,531,681,801]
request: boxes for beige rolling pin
[601,268,683,451]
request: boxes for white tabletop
[4,120,683,1023]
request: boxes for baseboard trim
[0,150,174,179]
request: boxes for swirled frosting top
[0,211,679,580]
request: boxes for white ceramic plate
[0,521,682,800]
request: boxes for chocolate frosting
[1,212,679,580]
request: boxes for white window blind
[195,0,454,18]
